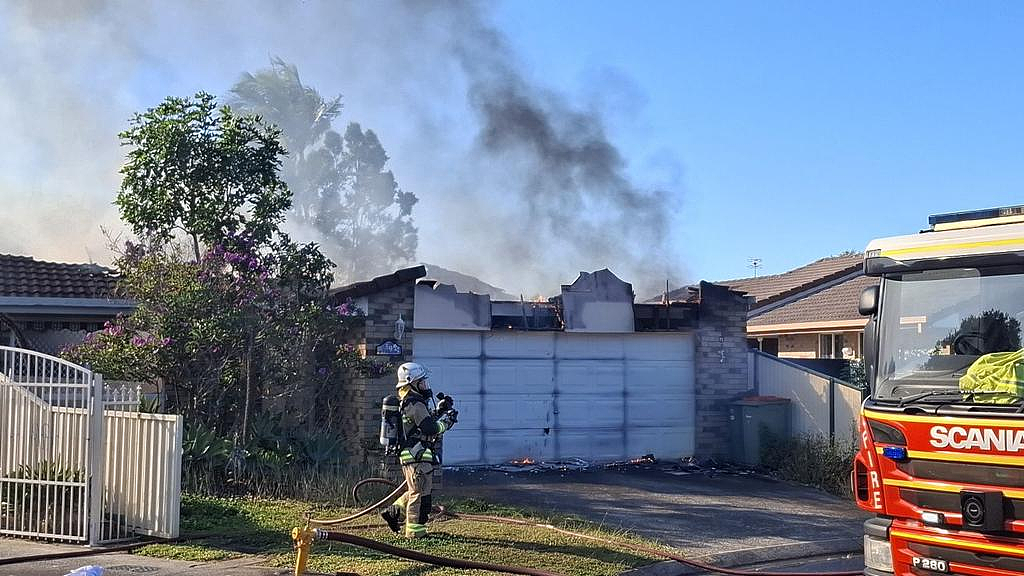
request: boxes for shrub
[759,429,857,497]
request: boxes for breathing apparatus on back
[379,362,458,455]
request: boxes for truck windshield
[875,266,1024,403]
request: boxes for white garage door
[414,330,695,466]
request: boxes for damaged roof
[329,265,427,300]
[0,254,120,299]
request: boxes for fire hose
[296,477,864,576]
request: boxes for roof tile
[749,274,879,327]
[0,254,120,299]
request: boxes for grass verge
[135,494,662,576]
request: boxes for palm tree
[230,58,418,283]
[229,57,343,223]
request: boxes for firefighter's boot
[380,507,401,534]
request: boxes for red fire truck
[855,206,1024,575]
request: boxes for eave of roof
[0,296,135,316]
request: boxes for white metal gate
[0,347,182,544]
[0,346,94,541]
[416,331,696,465]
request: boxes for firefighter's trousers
[394,462,434,538]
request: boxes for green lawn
[135,495,663,576]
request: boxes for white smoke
[0,1,686,296]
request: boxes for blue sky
[493,1,1024,281]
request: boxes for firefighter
[380,362,457,538]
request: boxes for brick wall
[779,333,819,359]
[338,281,417,464]
[694,281,753,458]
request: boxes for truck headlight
[864,535,893,572]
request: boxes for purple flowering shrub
[62,234,369,438]
[63,316,170,381]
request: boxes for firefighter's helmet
[396,362,430,388]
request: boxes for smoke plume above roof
[0,0,684,297]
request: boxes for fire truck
[855,205,1024,576]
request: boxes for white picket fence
[0,347,181,544]
[748,350,864,445]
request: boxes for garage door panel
[556,430,624,461]
[556,334,624,359]
[484,430,556,462]
[557,396,623,428]
[627,427,694,459]
[556,362,624,395]
[415,331,482,358]
[627,396,694,428]
[485,360,554,395]
[418,358,481,396]
[626,362,694,394]
[441,432,481,465]
[483,395,551,428]
[449,398,482,429]
[624,333,695,361]
[484,332,555,358]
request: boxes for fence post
[828,377,836,446]
[753,351,759,394]
[88,373,104,546]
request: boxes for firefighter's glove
[440,409,458,429]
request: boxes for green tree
[117,92,291,260]
[229,59,418,282]
[333,123,418,280]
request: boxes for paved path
[0,539,288,576]
[446,468,869,563]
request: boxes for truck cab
[855,205,1024,576]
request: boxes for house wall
[694,282,752,458]
[776,330,864,360]
[337,281,417,464]
[778,333,818,359]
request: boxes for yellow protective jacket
[398,390,449,465]
[959,349,1024,404]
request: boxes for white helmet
[396,362,430,388]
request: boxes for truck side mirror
[859,286,879,316]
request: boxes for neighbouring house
[0,254,132,355]
[656,253,878,361]
[328,265,750,466]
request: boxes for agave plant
[182,422,232,467]
[292,433,344,469]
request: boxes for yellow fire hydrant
[292,526,316,576]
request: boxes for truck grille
[900,488,1024,520]
[908,542,1024,572]
[897,460,1024,488]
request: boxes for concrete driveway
[445,467,869,566]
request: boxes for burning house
[330,266,749,467]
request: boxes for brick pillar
[339,281,418,464]
[694,281,753,458]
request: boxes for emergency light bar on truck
[863,205,1024,275]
